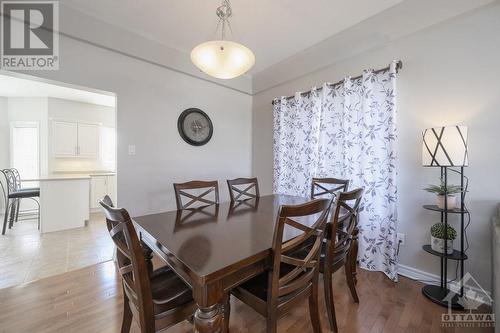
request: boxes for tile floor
[0,213,114,289]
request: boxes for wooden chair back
[227,177,260,202]
[328,188,364,267]
[99,197,155,332]
[173,180,219,210]
[311,177,349,199]
[270,198,332,300]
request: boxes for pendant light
[191,0,255,80]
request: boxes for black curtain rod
[271,60,402,105]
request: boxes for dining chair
[1,169,40,235]
[226,198,333,333]
[322,188,364,332]
[311,177,350,199]
[226,177,260,202]
[101,195,155,274]
[99,198,196,333]
[173,180,219,210]
[10,168,40,225]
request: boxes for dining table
[133,194,330,333]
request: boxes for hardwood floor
[0,259,493,333]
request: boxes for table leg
[193,283,223,333]
[194,304,222,333]
[140,238,154,276]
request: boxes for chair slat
[311,177,350,199]
[227,178,260,202]
[174,180,219,209]
[285,218,312,232]
[278,269,315,297]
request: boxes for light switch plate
[128,145,136,155]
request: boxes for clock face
[177,108,213,146]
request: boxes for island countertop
[52,171,116,177]
[22,174,92,181]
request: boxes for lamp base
[422,285,464,310]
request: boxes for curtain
[273,63,398,280]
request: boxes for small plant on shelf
[424,179,462,210]
[430,222,457,254]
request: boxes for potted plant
[430,223,457,254]
[424,179,462,210]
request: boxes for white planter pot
[431,235,454,254]
[436,195,457,210]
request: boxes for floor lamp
[421,125,469,309]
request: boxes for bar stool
[1,169,40,235]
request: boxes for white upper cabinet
[53,121,78,156]
[77,123,99,157]
[52,120,100,158]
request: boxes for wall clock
[177,108,213,146]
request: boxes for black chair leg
[2,200,11,235]
[15,198,20,224]
[36,199,40,230]
[8,200,16,229]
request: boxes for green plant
[424,179,462,196]
[430,223,457,240]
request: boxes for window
[100,126,116,171]
[10,121,39,187]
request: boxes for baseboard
[398,264,438,283]
[398,264,492,305]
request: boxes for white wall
[48,98,115,127]
[252,4,500,291]
[0,97,8,170]
[21,33,252,216]
[47,97,115,172]
[0,97,8,212]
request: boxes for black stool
[1,168,40,235]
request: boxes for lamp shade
[191,40,255,80]
[422,126,468,167]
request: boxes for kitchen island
[23,174,91,233]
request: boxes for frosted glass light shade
[422,126,468,167]
[191,40,255,79]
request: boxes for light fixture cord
[216,0,232,41]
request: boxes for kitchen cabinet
[90,174,116,210]
[52,121,78,156]
[52,121,99,158]
[77,123,99,157]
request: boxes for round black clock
[177,108,213,146]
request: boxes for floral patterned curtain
[273,63,398,280]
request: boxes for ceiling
[61,0,404,74]
[0,73,116,107]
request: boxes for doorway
[0,71,117,289]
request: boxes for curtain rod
[271,60,402,105]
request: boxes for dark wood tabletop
[133,194,318,333]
